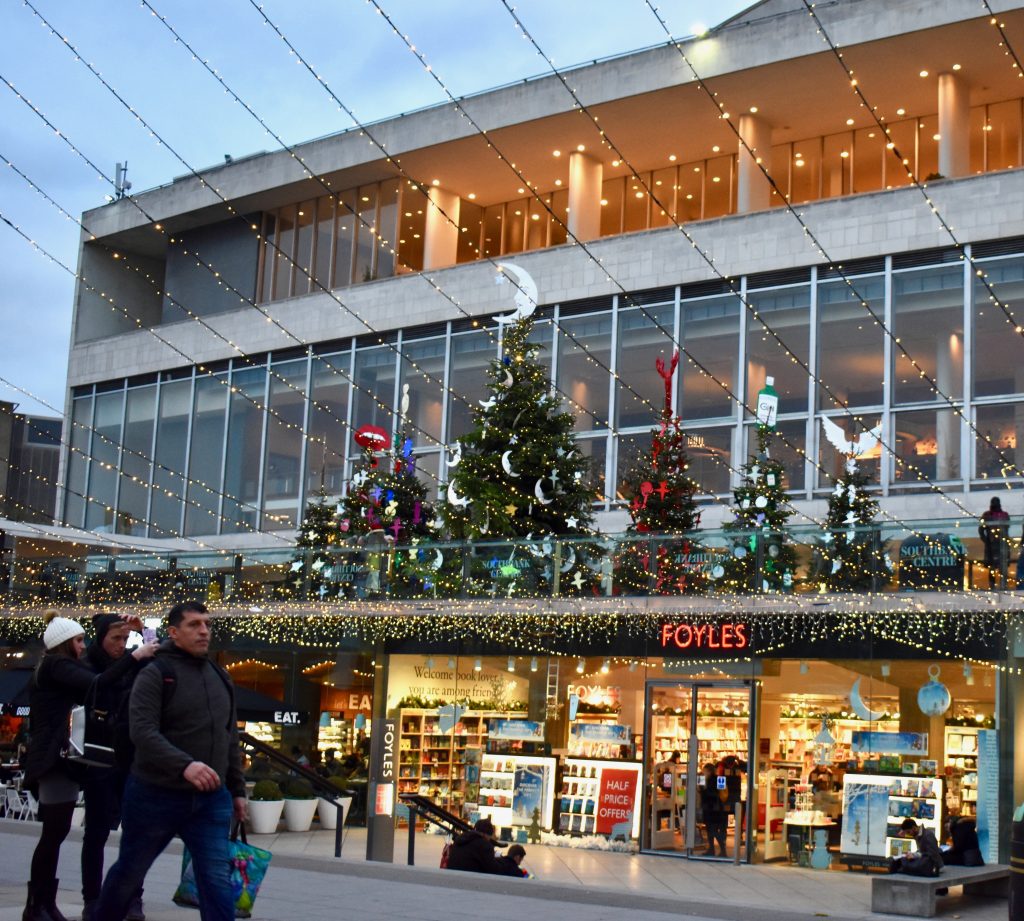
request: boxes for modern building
[0,401,61,524]
[14,0,1024,865]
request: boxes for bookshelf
[652,714,749,766]
[945,726,979,816]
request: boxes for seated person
[889,818,943,878]
[944,815,983,866]
[445,818,509,875]
[496,844,528,877]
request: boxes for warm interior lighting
[552,149,561,157]
[431,179,440,186]
[896,107,906,116]
[467,193,476,200]
[919,70,929,77]
[668,154,677,162]
[576,144,585,152]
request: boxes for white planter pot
[316,796,351,830]
[247,799,283,835]
[283,797,317,832]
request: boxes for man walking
[94,602,246,921]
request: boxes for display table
[784,813,834,869]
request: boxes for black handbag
[63,678,116,768]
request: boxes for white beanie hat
[43,616,85,650]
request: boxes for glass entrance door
[643,679,755,859]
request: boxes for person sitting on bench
[944,815,983,867]
[890,818,944,878]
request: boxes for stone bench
[871,864,1008,917]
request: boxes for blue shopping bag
[173,822,271,919]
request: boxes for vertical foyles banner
[373,718,397,817]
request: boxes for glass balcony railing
[0,518,1015,608]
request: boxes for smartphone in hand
[143,627,157,644]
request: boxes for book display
[840,772,943,864]
[477,753,557,829]
[885,775,944,858]
[945,726,978,816]
[652,714,749,766]
[560,757,643,840]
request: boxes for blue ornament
[917,665,951,716]
[386,489,395,502]
[402,438,414,458]
[502,355,512,366]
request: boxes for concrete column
[737,114,773,213]
[936,334,962,479]
[568,151,603,242]
[423,186,460,269]
[938,72,970,178]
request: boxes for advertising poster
[850,731,928,756]
[570,723,629,744]
[840,775,890,857]
[513,765,546,826]
[596,768,639,836]
[976,729,999,865]
[490,719,544,741]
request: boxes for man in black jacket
[445,819,509,874]
[94,602,247,921]
[890,818,944,877]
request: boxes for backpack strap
[151,655,235,731]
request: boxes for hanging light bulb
[628,661,638,672]
[507,656,515,672]
[448,656,457,670]
[881,662,891,678]
[964,662,974,686]
[576,658,585,674]
[601,658,610,674]
[425,656,435,670]
[474,657,482,672]
[799,661,809,675]
[530,656,538,672]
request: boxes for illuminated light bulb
[799,661,809,675]
[448,656,457,670]
[552,149,561,157]
[601,658,610,674]
[881,662,891,677]
[919,70,929,78]
[576,144,585,152]
[473,657,482,672]
[964,663,974,686]
[530,656,538,672]
[425,656,435,670]
[576,658,585,674]
[507,656,515,672]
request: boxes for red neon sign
[659,622,749,650]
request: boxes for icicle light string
[502,0,1014,517]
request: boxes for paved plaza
[0,820,1008,921]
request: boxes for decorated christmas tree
[616,352,704,595]
[287,489,343,597]
[438,304,596,595]
[716,380,796,592]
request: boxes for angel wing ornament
[821,417,882,472]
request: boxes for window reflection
[263,359,307,530]
[816,415,882,489]
[745,421,806,492]
[222,366,266,534]
[892,409,962,484]
[63,396,92,528]
[680,294,739,421]
[150,380,191,537]
[616,303,675,429]
[682,426,733,495]
[973,257,1024,398]
[306,351,351,499]
[447,330,492,441]
[975,403,1024,481]
[85,390,124,532]
[817,275,884,409]
[117,385,156,536]
[184,374,227,536]
[746,285,810,415]
[558,313,611,432]
[402,335,446,443]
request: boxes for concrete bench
[871,864,1008,917]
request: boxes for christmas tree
[717,424,797,593]
[438,311,596,595]
[616,352,704,595]
[812,456,891,591]
[287,489,343,598]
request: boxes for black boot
[38,880,70,921]
[125,891,145,921]
[22,881,54,921]
[80,901,97,921]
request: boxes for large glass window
[184,374,227,536]
[987,99,1022,171]
[150,379,191,537]
[600,177,624,237]
[822,131,852,198]
[853,127,885,193]
[615,303,675,429]
[817,275,884,408]
[354,185,379,284]
[682,426,733,495]
[558,313,611,432]
[973,257,1024,398]
[891,408,962,485]
[352,344,397,439]
[63,395,92,527]
[614,431,652,505]
[975,403,1024,482]
[704,155,733,218]
[306,351,350,498]
[85,390,124,532]
[376,180,399,279]
[271,206,295,301]
[575,434,608,504]
[401,334,446,444]
[222,366,266,534]
[313,197,335,290]
[790,139,821,204]
[263,359,307,530]
[680,294,740,421]
[117,385,156,536]
[333,190,357,287]
[397,183,426,272]
[816,415,882,489]
[293,200,316,297]
[745,284,810,416]
[447,330,491,441]
[892,265,964,404]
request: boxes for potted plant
[283,778,317,832]
[247,780,284,834]
[317,776,353,830]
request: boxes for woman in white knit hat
[21,611,156,921]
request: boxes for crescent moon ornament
[431,549,444,570]
[560,546,576,573]
[849,677,888,722]
[479,396,496,410]
[493,263,539,324]
[446,442,462,467]
[447,481,471,508]
[502,368,514,387]
[501,450,519,478]
[534,478,554,505]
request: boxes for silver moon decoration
[534,478,554,505]
[501,450,519,478]
[559,546,577,573]
[431,550,444,570]
[447,481,471,508]
[502,368,514,387]
[849,677,887,722]
[446,443,462,467]
[493,262,539,325]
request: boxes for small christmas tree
[288,489,343,597]
[813,457,891,591]
[717,424,796,593]
[616,352,704,595]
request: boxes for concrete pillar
[938,72,970,178]
[737,114,773,213]
[936,334,962,479]
[423,186,460,269]
[568,151,603,242]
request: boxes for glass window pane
[333,190,356,287]
[412,450,441,501]
[558,313,611,432]
[704,155,733,218]
[222,366,266,534]
[614,431,651,504]
[259,213,276,303]
[306,351,350,499]
[649,168,677,227]
[892,265,964,404]
[816,415,881,489]
[684,426,733,495]
[352,344,397,439]
[397,183,426,273]
[681,294,740,421]
[527,318,554,381]
[975,403,1024,481]
[745,420,806,491]
[262,359,306,530]
[117,385,156,536]
[272,206,295,301]
[151,379,191,537]
[853,127,885,193]
[184,374,227,537]
[504,200,527,254]
[987,99,1021,171]
[822,132,853,197]
[549,189,568,246]
[525,195,548,251]
[745,284,810,415]
[974,257,1024,398]
[377,180,399,279]
[892,408,962,484]
[456,200,483,263]
[817,275,884,408]
[769,144,790,207]
[970,105,986,175]
[791,140,821,203]
[313,197,335,290]
[615,303,675,429]
[885,119,916,188]
[480,204,503,258]
[575,435,607,504]
[293,200,316,297]
[354,185,378,283]
[600,177,624,237]
[447,330,491,441]
[402,335,446,443]
[85,390,124,532]
[678,163,703,220]
[63,396,92,527]
[918,114,939,180]
[623,172,650,233]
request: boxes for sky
[0,0,751,418]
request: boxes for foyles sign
[659,621,749,651]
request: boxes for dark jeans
[95,777,234,921]
[703,811,727,854]
[81,767,126,901]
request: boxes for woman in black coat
[21,612,153,921]
[445,818,509,874]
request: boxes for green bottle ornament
[756,376,779,429]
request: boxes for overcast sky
[0,0,750,418]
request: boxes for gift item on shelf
[945,726,979,816]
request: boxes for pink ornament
[340,519,350,532]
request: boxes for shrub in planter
[283,779,317,831]
[247,780,284,834]
[317,777,353,830]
